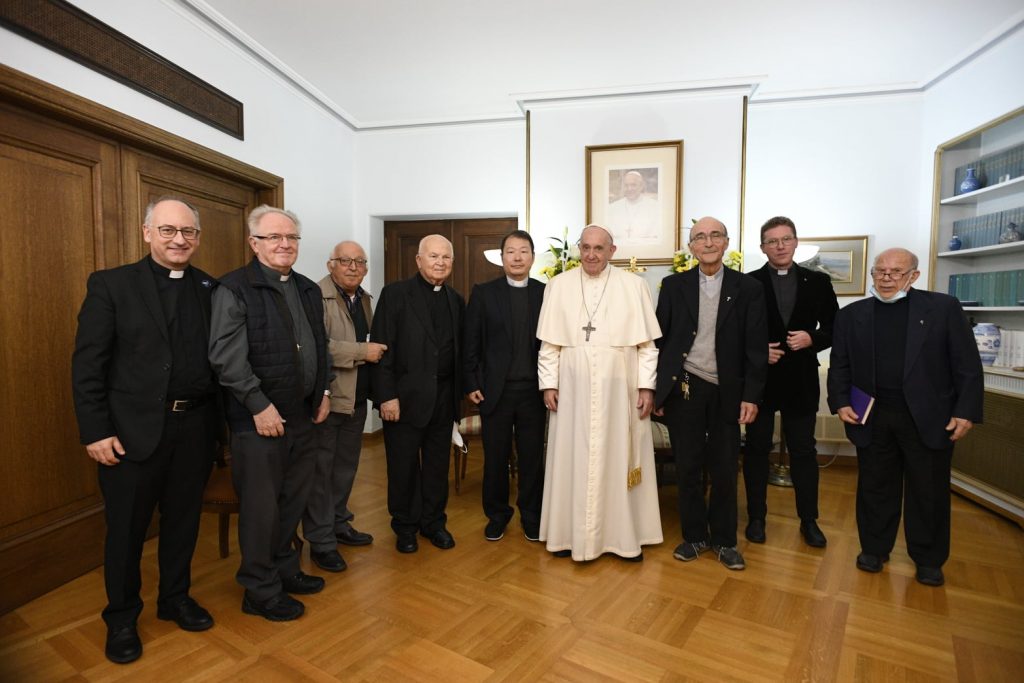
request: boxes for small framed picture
[798,236,869,296]
[585,140,682,265]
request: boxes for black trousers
[98,405,215,628]
[662,375,740,548]
[743,408,819,522]
[480,381,546,533]
[231,419,316,601]
[303,402,367,552]
[856,403,953,567]
[383,379,454,536]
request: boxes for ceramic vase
[948,235,962,251]
[959,167,982,193]
[973,322,1000,366]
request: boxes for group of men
[72,198,983,666]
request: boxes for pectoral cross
[582,321,596,341]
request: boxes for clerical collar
[417,273,444,292]
[506,276,529,288]
[148,256,187,279]
[258,261,291,284]
[770,265,791,276]
[698,266,724,283]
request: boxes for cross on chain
[582,321,596,341]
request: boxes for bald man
[370,235,465,553]
[828,248,983,586]
[301,241,386,573]
[654,217,767,572]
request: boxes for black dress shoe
[915,565,945,586]
[311,549,347,573]
[336,525,373,546]
[799,520,828,548]
[242,592,304,621]
[105,623,142,664]
[855,552,890,573]
[552,549,572,558]
[281,571,325,595]
[396,533,418,553]
[745,519,766,544]
[157,596,214,632]
[423,528,456,549]
[619,552,643,562]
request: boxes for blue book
[849,386,875,425]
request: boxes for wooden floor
[2,439,1023,683]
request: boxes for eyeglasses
[252,233,301,244]
[330,257,368,268]
[762,236,795,248]
[690,231,727,244]
[153,225,200,240]
[870,268,913,281]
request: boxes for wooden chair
[201,447,238,559]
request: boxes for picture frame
[585,140,682,265]
[797,236,869,296]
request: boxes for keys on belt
[680,372,690,400]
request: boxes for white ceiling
[188,0,1024,128]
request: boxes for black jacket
[72,257,217,461]
[462,276,545,415]
[827,288,984,450]
[654,267,768,420]
[750,263,838,413]
[370,274,465,428]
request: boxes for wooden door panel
[384,219,446,285]
[452,218,515,297]
[122,149,256,277]
[0,104,121,613]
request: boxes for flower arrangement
[539,227,581,280]
[670,219,743,273]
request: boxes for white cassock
[537,265,663,560]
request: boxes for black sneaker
[713,545,746,570]
[484,519,506,541]
[672,540,710,562]
[281,571,325,594]
[242,592,304,621]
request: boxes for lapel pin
[201,279,213,288]
[726,296,732,302]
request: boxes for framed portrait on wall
[797,236,869,296]
[585,140,682,265]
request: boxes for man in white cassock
[537,224,663,561]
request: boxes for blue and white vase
[948,235,962,251]
[960,167,982,194]
[973,322,1000,366]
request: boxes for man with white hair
[606,170,661,242]
[210,205,331,621]
[370,234,465,554]
[536,224,663,561]
[828,247,983,587]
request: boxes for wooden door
[383,217,515,299]
[0,102,122,613]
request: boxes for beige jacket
[319,275,375,415]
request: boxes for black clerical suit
[828,288,983,567]
[72,256,219,628]
[743,263,838,525]
[463,276,546,536]
[654,267,768,547]
[371,274,465,536]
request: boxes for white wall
[0,0,355,278]
[744,94,925,292]
[353,121,525,296]
[528,91,747,292]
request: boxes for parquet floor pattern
[2,438,1023,682]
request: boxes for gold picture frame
[585,140,682,265]
[797,236,869,296]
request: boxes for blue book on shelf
[849,386,875,425]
